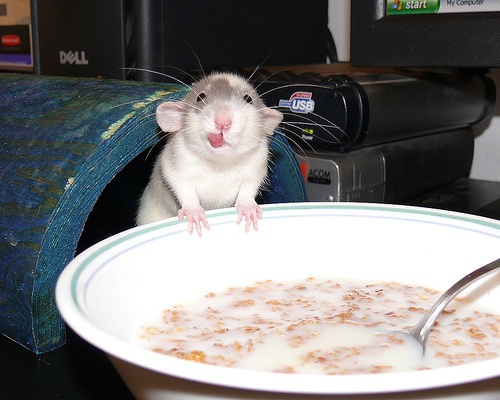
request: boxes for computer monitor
[350,0,500,70]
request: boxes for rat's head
[156,72,282,154]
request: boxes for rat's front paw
[178,207,210,236]
[235,201,262,232]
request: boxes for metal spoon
[400,256,500,354]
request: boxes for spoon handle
[409,256,500,347]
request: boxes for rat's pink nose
[215,112,232,132]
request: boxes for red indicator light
[2,34,21,47]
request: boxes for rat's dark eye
[243,94,253,104]
[197,92,206,102]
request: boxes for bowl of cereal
[56,203,500,400]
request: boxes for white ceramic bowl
[56,203,500,400]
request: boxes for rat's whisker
[273,127,318,155]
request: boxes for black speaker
[32,0,133,79]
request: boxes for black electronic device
[31,0,328,81]
[296,128,474,203]
[0,24,33,72]
[252,71,368,150]
[32,0,133,79]
[249,69,495,151]
[350,0,500,70]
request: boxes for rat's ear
[261,108,283,135]
[156,101,186,132]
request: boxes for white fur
[136,73,282,233]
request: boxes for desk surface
[1,178,500,400]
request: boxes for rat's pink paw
[178,207,210,236]
[235,202,262,232]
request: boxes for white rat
[136,72,283,235]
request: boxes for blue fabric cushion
[0,73,306,353]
